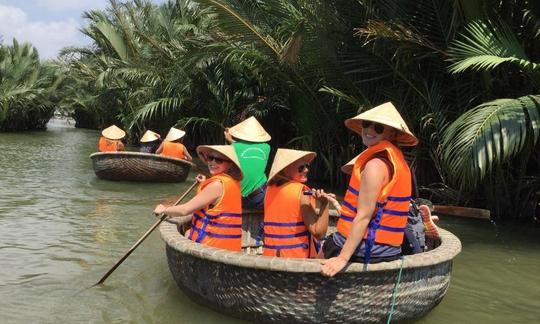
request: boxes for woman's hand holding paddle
[154,174,206,217]
[93,179,198,286]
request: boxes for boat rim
[90,151,193,165]
[160,218,462,273]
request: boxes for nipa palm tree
[443,18,540,218]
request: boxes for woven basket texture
[160,211,461,323]
[90,152,191,182]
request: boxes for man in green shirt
[225,116,271,209]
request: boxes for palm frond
[94,19,129,60]
[195,0,282,61]
[442,95,540,189]
[178,115,223,129]
[355,20,444,55]
[127,97,185,128]
[522,8,540,39]
[114,67,162,87]
[318,86,362,109]
[448,19,540,73]
[357,0,460,49]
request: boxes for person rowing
[154,145,242,251]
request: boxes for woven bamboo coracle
[90,152,191,182]
[160,211,461,323]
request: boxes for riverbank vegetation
[0,40,63,131]
[2,0,540,222]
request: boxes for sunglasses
[297,164,310,173]
[206,155,228,164]
[361,120,385,135]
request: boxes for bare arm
[155,142,164,154]
[321,158,389,277]
[154,181,222,216]
[301,190,330,240]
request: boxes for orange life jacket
[263,181,318,258]
[98,136,123,152]
[188,174,242,251]
[336,140,411,261]
[161,141,186,159]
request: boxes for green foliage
[442,96,540,189]
[440,14,540,218]
[448,20,540,73]
[0,40,63,131]
[51,0,540,220]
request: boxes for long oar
[93,179,198,286]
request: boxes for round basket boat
[90,152,192,182]
[160,211,461,323]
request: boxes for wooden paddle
[93,179,199,286]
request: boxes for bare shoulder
[198,179,223,201]
[203,179,223,191]
[362,157,390,181]
[364,157,388,171]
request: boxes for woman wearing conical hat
[154,145,243,251]
[262,148,331,258]
[98,125,126,152]
[321,102,419,277]
[156,127,192,161]
[139,130,162,153]
[224,116,271,209]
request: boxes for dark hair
[268,172,289,186]
[226,165,242,181]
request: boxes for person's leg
[241,196,253,209]
[250,185,266,209]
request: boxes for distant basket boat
[160,211,461,323]
[90,152,192,182]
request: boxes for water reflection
[0,123,539,323]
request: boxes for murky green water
[1,120,539,323]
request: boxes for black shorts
[322,234,401,264]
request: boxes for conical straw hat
[228,116,271,142]
[101,125,126,140]
[268,148,316,182]
[341,154,359,175]
[196,145,243,180]
[164,127,186,142]
[344,102,418,146]
[140,130,160,143]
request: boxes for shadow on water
[1,124,539,323]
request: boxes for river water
[1,120,539,323]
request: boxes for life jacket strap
[365,205,384,267]
[264,242,309,250]
[264,231,309,238]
